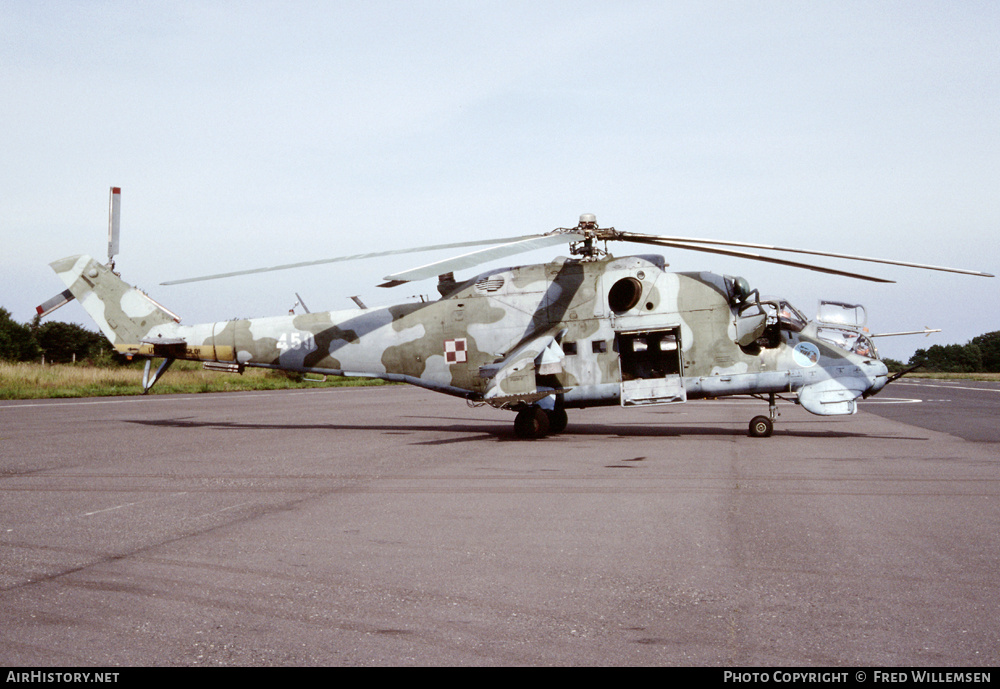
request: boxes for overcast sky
[3,1,997,362]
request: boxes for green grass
[0,360,392,400]
[905,372,1000,382]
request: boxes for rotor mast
[560,213,618,261]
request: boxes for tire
[545,408,568,434]
[514,406,550,439]
[748,415,773,438]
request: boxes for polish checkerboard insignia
[444,338,467,364]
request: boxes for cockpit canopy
[815,326,878,357]
[813,301,878,358]
[756,297,809,332]
[816,301,867,328]
[741,296,879,359]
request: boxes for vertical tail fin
[50,255,180,347]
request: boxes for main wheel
[748,415,774,438]
[545,408,568,434]
[514,406,550,439]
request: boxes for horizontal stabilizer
[141,337,187,346]
[138,336,189,358]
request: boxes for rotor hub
[567,213,616,261]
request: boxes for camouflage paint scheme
[50,252,889,433]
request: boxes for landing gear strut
[748,392,778,437]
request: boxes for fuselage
[135,254,887,413]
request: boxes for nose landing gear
[749,393,778,437]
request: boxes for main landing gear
[511,394,780,439]
[748,392,778,437]
[513,405,567,439]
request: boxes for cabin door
[616,326,686,406]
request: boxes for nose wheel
[748,393,778,437]
[749,415,774,437]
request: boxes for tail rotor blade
[107,187,121,263]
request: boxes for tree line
[3,305,999,372]
[899,331,1000,373]
[0,308,127,366]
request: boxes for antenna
[295,292,311,314]
[107,186,121,266]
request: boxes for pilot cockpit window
[853,335,876,358]
[759,300,807,332]
[776,301,808,331]
[816,327,878,358]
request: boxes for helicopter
[40,189,994,439]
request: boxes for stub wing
[479,328,568,406]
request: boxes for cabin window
[563,341,577,355]
[592,340,608,354]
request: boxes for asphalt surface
[862,378,1000,443]
[0,384,997,666]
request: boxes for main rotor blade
[160,235,540,285]
[380,232,584,286]
[616,232,994,278]
[620,235,896,283]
